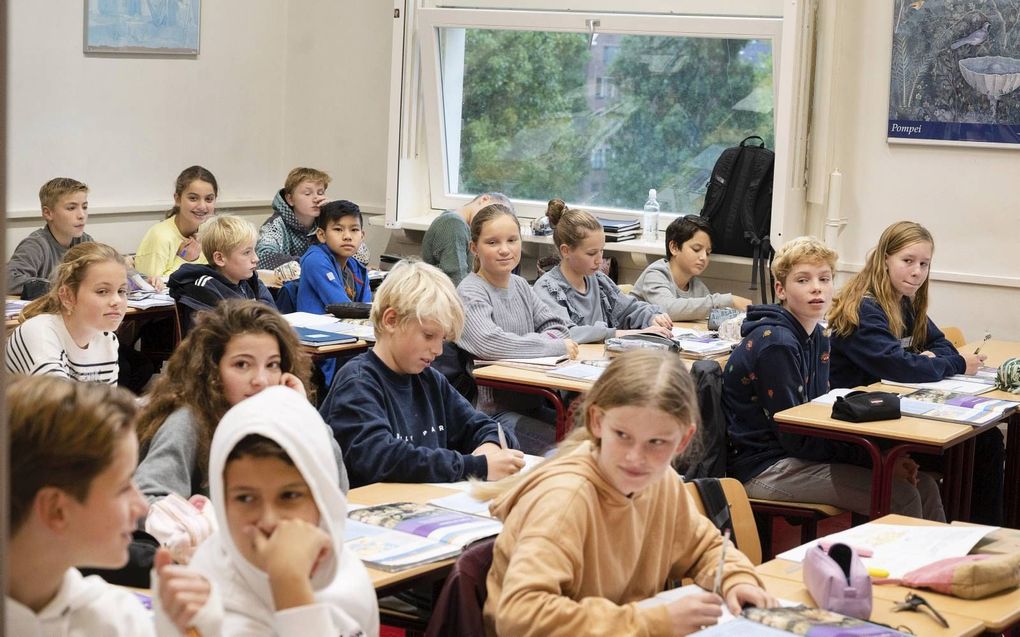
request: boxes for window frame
[387,2,812,252]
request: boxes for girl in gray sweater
[456,204,577,454]
[533,199,672,343]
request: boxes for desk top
[472,322,725,392]
[964,339,1019,368]
[757,574,984,637]
[347,482,460,591]
[772,396,984,447]
[756,514,1020,632]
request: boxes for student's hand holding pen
[962,352,987,374]
[664,591,724,636]
[564,338,580,360]
[472,442,525,480]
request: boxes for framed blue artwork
[84,0,201,55]
[889,0,1020,148]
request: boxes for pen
[713,528,730,596]
[974,331,991,355]
[581,359,610,368]
[497,422,508,450]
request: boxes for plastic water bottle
[642,188,660,241]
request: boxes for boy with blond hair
[319,259,525,487]
[169,214,275,331]
[722,237,945,520]
[256,167,369,274]
[8,178,94,294]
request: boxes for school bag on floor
[699,135,775,303]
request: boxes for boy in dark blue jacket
[169,214,276,333]
[319,259,526,488]
[722,236,944,520]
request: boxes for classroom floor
[378,513,855,637]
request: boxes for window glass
[443,28,774,214]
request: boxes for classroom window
[421,13,777,219]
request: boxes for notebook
[292,326,358,347]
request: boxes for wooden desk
[347,482,461,596]
[964,339,1020,529]
[773,394,997,520]
[757,514,1020,634]
[472,322,722,441]
[758,574,984,637]
[302,338,371,360]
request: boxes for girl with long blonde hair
[480,350,773,637]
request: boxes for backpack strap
[691,478,736,548]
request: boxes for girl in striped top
[6,242,126,384]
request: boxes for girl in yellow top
[480,350,774,637]
[135,165,218,280]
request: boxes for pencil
[974,332,991,355]
[713,528,730,596]
[497,422,508,450]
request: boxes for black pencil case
[326,302,372,319]
[831,391,901,423]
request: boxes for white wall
[5,0,394,261]
[818,1,1020,342]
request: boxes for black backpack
[700,135,776,303]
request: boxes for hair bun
[546,198,568,226]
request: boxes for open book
[881,366,999,395]
[899,387,1018,425]
[739,606,910,636]
[344,502,502,571]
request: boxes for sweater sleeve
[457,278,569,359]
[601,273,661,330]
[6,234,49,294]
[435,218,472,287]
[532,276,613,344]
[493,488,673,637]
[320,371,489,486]
[924,319,964,359]
[255,218,297,271]
[755,343,870,466]
[441,375,516,452]
[134,409,202,503]
[838,301,964,383]
[632,266,715,321]
[4,318,71,378]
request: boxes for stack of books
[597,217,640,242]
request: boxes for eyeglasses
[891,592,949,628]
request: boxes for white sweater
[5,313,119,384]
[5,569,153,637]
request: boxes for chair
[748,498,850,561]
[942,326,966,349]
[424,538,496,637]
[684,477,762,565]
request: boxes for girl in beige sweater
[480,350,775,637]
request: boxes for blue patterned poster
[889,0,1020,147]
[85,0,201,55]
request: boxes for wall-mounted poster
[889,0,1020,147]
[84,0,201,55]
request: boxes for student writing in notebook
[478,350,773,637]
[457,204,578,454]
[827,221,1003,525]
[320,259,524,488]
[631,215,752,320]
[533,198,672,343]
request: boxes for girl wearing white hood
[183,385,379,636]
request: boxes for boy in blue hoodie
[319,259,526,488]
[722,237,944,521]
